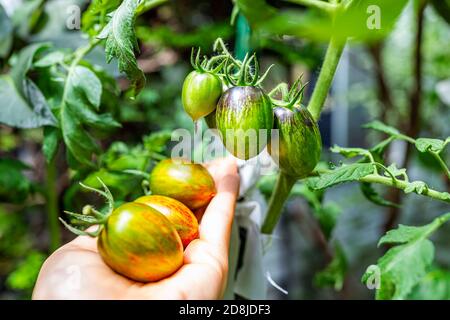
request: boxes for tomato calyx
[268,76,307,111]
[59,177,114,237]
[190,47,227,76]
[222,52,274,87]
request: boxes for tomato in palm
[149,158,216,210]
[97,202,183,282]
[135,195,199,248]
[182,71,222,121]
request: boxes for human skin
[32,158,240,300]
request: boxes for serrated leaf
[360,182,400,208]
[315,243,347,291]
[363,214,450,300]
[60,65,119,167]
[363,120,400,136]
[384,163,406,178]
[330,145,369,158]
[378,222,442,247]
[415,138,446,153]
[404,181,428,195]
[98,0,145,97]
[308,163,374,190]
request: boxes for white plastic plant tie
[265,271,288,295]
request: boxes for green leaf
[363,214,450,300]
[314,243,347,291]
[143,130,172,153]
[409,268,450,299]
[6,251,46,292]
[404,181,428,195]
[82,0,122,36]
[83,169,143,199]
[308,163,374,190]
[370,136,395,158]
[42,126,60,163]
[431,0,450,24]
[360,182,400,208]
[0,43,57,128]
[237,0,408,42]
[0,158,31,203]
[415,138,446,153]
[363,120,400,136]
[384,163,406,178]
[98,0,145,97]
[0,75,56,128]
[330,145,369,158]
[314,203,341,239]
[60,65,120,167]
[0,4,13,57]
[11,0,44,38]
[34,50,66,68]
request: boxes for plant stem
[136,0,168,15]
[307,35,346,121]
[359,174,450,204]
[285,0,337,13]
[261,172,298,234]
[46,157,61,252]
[431,152,450,180]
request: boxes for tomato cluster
[60,159,216,282]
[182,39,322,177]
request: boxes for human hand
[32,157,240,300]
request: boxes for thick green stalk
[46,157,61,252]
[262,34,347,234]
[430,152,450,180]
[261,172,298,234]
[307,36,346,121]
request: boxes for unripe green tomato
[268,106,322,178]
[215,86,273,160]
[182,71,222,121]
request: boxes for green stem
[136,0,168,15]
[359,174,450,203]
[261,172,298,234]
[307,35,346,121]
[431,152,450,180]
[46,157,61,252]
[285,0,337,13]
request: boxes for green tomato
[182,71,222,121]
[268,106,322,178]
[215,86,273,160]
[97,202,184,282]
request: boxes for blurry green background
[0,0,449,299]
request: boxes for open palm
[32,158,239,300]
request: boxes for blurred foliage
[0,0,449,300]
[6,251,46,296]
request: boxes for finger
[199,157,240,256]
